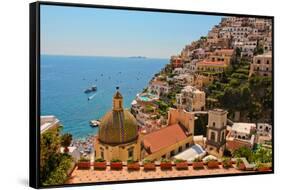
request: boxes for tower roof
[113,86,123,99]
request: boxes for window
[178,146,182,153]
[266,60,270,64]
[128,148,134,159]
[162,154,166,159]
[101,151,104,159]
[221,131,225,142]
[170,150,175,157]
[257,59,261,64]
[213,122,215,127]
[185,143,190,149]
[100,148,104,159]
[210,131,216,141]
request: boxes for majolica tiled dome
[98,89,138,145]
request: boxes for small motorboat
[84,85,97,93]
[89,120,100,127]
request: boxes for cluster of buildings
[124,16,273,162]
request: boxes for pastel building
[196,60,227,72]
[249,52,272,77]
[194,74,215,89]
[176,85,205,111]
[208,49,234,65]
[170,55,183,68]
[148,80,171,97]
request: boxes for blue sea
[40,55,168,139]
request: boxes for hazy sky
[40,5,222,58]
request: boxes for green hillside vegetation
[206,48,272,123]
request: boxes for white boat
[89,120,100,127]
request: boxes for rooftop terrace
[67,163,251,184]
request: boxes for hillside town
[131,16,272,157]
[40,16,273,185]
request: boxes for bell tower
[206,109,227,158]
[113,87,123,111]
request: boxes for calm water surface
[41,55,168,139]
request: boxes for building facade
[176,85,206,111]
[249,52,272,77]
[205,109,227,158]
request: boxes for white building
[230,123,256,140]
[173,74,194,87]
[256,123,272,136]
[148,80,171,97]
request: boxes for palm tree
[61,133,72,153]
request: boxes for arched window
[221,131,225,142]
[128,148,134,160]
[266,60,270,64]
[210,131,216,141]
[213,122,215,127]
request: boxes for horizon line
[40,53,170,60]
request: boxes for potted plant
[206,158,219,169]
[127,158,140,171]
[256,162,272,172]
[174,159,188,170]
[236,158,245,170]
[192,157,204,170]
[110,159,123,170]
[61,133,72,153]
[77,157,91,169]
[143,159,156,171]
[94,158,106,170]
[222,157,233,169]
[160,158,172,170]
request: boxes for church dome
[98,88,138,145]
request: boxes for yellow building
[94,88,141,161]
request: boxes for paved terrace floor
[67,165,255,184]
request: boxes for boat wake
[88,94,96,101]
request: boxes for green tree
[233,146,253,162]
[253,147,272,163]
[61,133,73,153]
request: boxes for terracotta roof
[197,60,225,65]
[143,124,189,153]
[226,139,252,151]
